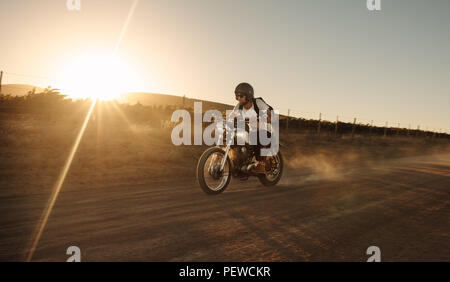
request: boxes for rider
[232,82,273,174]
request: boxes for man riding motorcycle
[230,82,274,177]
[195,83,283,194]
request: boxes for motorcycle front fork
[219,144,231,171]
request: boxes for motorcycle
[196,113,284,195]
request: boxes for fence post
[335,115,338,137]
[317,112,321,136]
[0,70,3,95]
[286,109,290,132]
[383,121,388,137]
[396,123,400,137]
[369,120,373,138]
[351,117,356,139]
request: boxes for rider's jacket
[228,98,273,133]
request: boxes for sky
[0,0,449,132]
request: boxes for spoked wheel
[258,151,284,186]
[197,147,232,195]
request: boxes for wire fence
[276,106,448,139]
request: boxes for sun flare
[60,53,140,100]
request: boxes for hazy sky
[1,0,449,132]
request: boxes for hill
[1,84,45,96]
[119,92,234,112]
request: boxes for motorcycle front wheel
[196,147,232,195]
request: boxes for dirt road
[1,153,449,261]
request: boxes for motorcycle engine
[230,145,253,170]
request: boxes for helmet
[234,82,254,101]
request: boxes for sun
[59,53,140,100]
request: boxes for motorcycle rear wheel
[258,151,284,187]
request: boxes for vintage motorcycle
[196,114,284,195]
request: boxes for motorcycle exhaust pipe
[241,161,258,172]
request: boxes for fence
[276,108,448,139]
